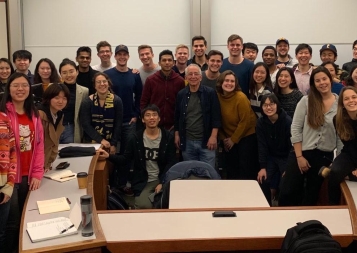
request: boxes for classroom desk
[169,180,269,209]
[20,144,106,253]
[98,207,353,253]
[341,181,357,239]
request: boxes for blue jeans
[59,124,74,144]
[182,139,215,168]
[0,197,10,249]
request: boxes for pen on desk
[60,175,75,179]
[59,224,74,234]
[66,198,71,204]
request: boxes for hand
[352,169,357,177]
[276,63,285,69]
[174,132,180,150]
[223,138,234,151]
[44,167,51,173]
[257,169,267,184]
[109,146,116,155]
[155,184,162,193]
[0,193,10,204]
[207,136,217,150]
[129,117,137,125]
[98,148,109,159]
[101,139,110,149]
[297,156,311,174]
[132,68,139,74]
[29,178,41,191]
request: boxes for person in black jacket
[99,104,176,209]
[256,93,292,204]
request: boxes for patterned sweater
[0,112,17,197]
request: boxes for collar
[295,65,313,74]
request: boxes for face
[0,61,11,81]
[185,66,202,88]
[76,52,91,68]
[276,42,289,57]
[352,68,357,85]
[253,66,267,85]
[262,49,276,66]
[175,48,189,64]
[50,91,68,112]
[227,39,243,57]
[243,49,257,62]
[222,74,236,94]
[262,98,277,117]
[277,70,292,89]
[324,63,336,78]
[192,40,207,57]
[313,72,332,94]
[296,48,312,65]
[60,64,78,84]
[159,55,174,72]
[9,76,30,103]
[14,58,30,72]
[353,45,357,60]
[115,51,129,67]
[142,110,160,128]
[38,61,51,80]
[97,46,112,62]
[342,89,357,113]
[207,55,223,73]
[320,50,336,64]
[139,48,154,66]
[94,75,109,94]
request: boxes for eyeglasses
[262,102,276,108]
[186,72,201,77]
[95,80,108,85]
[10,83,30,88]
[353,47,357,52]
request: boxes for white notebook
[37,197,70,215]
[44,169,76,182]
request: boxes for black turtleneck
[62,83,76,124]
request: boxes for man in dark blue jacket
[174,64,221,169]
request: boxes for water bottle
[80,195,94,237]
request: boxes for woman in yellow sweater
[216,70,259,179]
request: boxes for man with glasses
[92,41,116,72]
[174,64,221,168]
[342,40,357,74]
[76,46,98,95]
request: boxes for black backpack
[281,220,342,253]
[107,188,129,210]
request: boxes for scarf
[91,92,115,140]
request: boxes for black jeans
[328,152,357,205]
[279,149,333,206]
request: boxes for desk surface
[20,144,105,253]
[169,180,270,209]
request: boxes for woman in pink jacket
[0,72,44,252]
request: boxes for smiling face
[324,63,337,79]
[352,68,357,86]
[185,65,202,90]
[97,46,112,63]
[14,58,30,72]
[277,70,293,90]
[313,72,332,95]
[262,97,277,117]
[9,76,30,103]
[0,61,12,82]
[262,49,276,67]
[159,54,174,73]
[94,74,110,95]
[175,48,189,65]
[142,109,160,129]
[207,55,223,73]
[60,64,78,84]
[222,74,236,95]
[342,89,357,114]
[192,40,206,58]
[227,39,243,57]
[50,91,68,113]
[76,52,91,69]
[38,61,52,81]
[139,48,154,66]
[296,48,312,66]
[276,42,289,58]
[320,49,336,64]
[253,66,267,85]
[115,51,129,67]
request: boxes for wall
[0,1,8,58]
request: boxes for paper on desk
[44,169,76,182]
[37,197,70,214]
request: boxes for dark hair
[242,42,258,54]
[321,62,338,75]
[141,104,160,118]
[12,50,32,63]
[59,58,77,73]
[207,50,223,61]
[0,72,38,119]
[336,86,357,140]
[159,50,174,61]
[249,62,273,98]
[96,41,112,53]
[274,67,298,94]
[191,36,207,46]
[262,46,277,57]
[345,65,357,86]
[33,58,60,84]
[42,83,70,106]
[353,40,357,49]
[216,70,241,94]
[260,93,281,117]
[227,34,243,44]
[76,46,92,57]
[0,58,15,78]
[92,72,114,93]
[295,43,312,55]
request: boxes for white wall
[0,2,8,58]
[22,0,191,72]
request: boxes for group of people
[0,33,357,252]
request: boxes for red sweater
[140,70,185,129]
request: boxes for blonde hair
[175,44,189,53]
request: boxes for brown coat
[39,110,64,169]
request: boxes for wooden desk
[98,207,353,253]
[20,144,106,253]
[169,180,269,209]
[341,181,357,239]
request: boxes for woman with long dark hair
[0,58,15,94]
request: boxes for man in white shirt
[92,41,116,72]
[137,45,161,85]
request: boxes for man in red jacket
[140,50,185,131]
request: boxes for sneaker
[118,186,134,196]
[318,166,331,178]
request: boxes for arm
[207,128,218,150]
[111,96,123,147]
[30,116,45,190]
